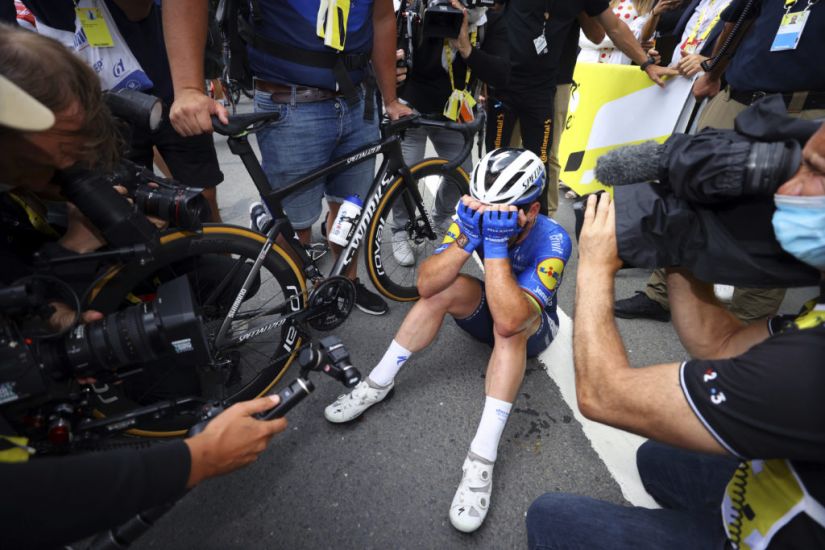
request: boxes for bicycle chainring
[307,276,356,331]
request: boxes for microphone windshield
[595,141,664,187]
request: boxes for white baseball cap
[0,73,55,131]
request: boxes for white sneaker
[324,379,394,423]
[449,452,494,533]
[392,237,415,267]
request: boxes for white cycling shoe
[449,452,494,533]
[324,379,393,423]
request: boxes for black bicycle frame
[214,130,431,349]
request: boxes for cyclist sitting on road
[324,148,572,533]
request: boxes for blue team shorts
[454,281,559,358]
[254,87,378,230]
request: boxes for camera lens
[133,185,210,230]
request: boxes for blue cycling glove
[482,209,520,259]
[456,202,483,253]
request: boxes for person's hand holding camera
[184,395,288,488]
[482,205,520,259]
[456,196,484,253]
[578,193,622,277]
[447,0,473,59]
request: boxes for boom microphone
[594,141,664,187]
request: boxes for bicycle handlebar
[381,111,486,172]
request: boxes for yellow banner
[558,64,695,196]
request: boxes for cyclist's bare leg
[484,315,540,403]
[394,275,482,352]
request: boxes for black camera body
[0,276,212,407]
[422,0,494,39]
[586,96,822,287]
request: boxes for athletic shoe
[324,378,394,423]
[354,278,389,315]
[249,201,273,234]
[392,237,415,266]
[613,291,670,322]
[449,452,494,533]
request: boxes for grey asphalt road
[134,99,815,550]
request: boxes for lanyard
[444,30,478,93]
[683,0,728,49]
[783,0,819,13]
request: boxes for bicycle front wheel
[365,158,469,301]
[87,225,307,437]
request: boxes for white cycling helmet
[470,148,545,206]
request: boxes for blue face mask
[772,194,825,271]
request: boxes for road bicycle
[84,110,484,436]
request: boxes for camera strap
[442,31,478,122]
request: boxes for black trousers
[485,89,555,215]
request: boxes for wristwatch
[640,56,657,71]
[455,233,469,250]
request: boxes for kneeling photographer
[526,103,825,548]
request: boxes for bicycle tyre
[365,159,469,301]
[87,225,307,437]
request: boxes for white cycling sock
[367,339,412,387]
[469,396,512,463]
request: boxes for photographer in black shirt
[526,117,825,548]
[0,27,287,549]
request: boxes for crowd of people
[0,0,823,548]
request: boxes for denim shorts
[254,88,379,230]
[454,281,559,358]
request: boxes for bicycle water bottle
[329,195,363,247]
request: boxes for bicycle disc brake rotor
[307,276,356,331]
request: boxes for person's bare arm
[595,9,678,86]
[484,259,540,336]
[666,269,770,359]
[416,242,473,298]
[162,0,228,135]
[579,12,606,44]
[574,193,725,453]
[111,0,154,22]
[372,0,413,120]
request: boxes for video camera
[577,96,822,287]
[0,276,211,408]
[422,0,494,40]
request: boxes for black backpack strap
[238,16,370,105]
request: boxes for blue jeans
[525,441,738,549]
[254,88,378,230]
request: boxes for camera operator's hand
[59,202,107,254]
[112,184,169,230]
[447,0,473,59]
[169,88,229,137]
[396,49,408,85]
[184,395,287,488]
[692,73,721,99]
[48,302,103,333]
[678,54,708,78]
[578,193,622,276]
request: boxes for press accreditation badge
[770,10,809,51]
[533,32,548,55]
[75,7,115,47]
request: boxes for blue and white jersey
[440,214,572,314]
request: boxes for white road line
[539,309,659,508]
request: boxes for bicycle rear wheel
[87,225,307,436]
[365,159,469,301]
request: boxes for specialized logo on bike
[346,145,382,165]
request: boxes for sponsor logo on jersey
[537,258,565,291]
